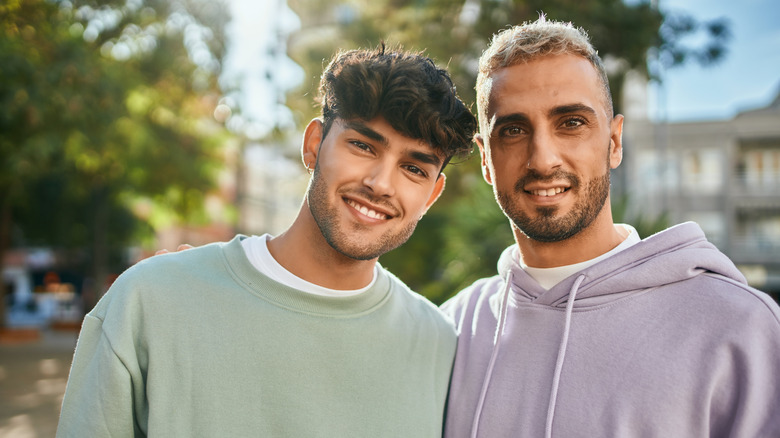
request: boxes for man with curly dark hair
[57,45,476,437]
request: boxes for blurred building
[237,140,308,236]
[622,85,780,295]
[150,136,307,250]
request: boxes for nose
[363,161,396,197]
[526,129,563,173]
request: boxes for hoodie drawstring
[544,274,585,438]
[470,270,513,438]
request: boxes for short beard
[307,167,418,260]
[497,160,611,243]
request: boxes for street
[0,328,78,438]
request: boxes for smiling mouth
[528,187,568,197]
[344,198,391,220]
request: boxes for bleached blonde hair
[476,15,613,131]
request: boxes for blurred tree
[0,0,231,322]
[284,0,730,305]
[287,0,729,121]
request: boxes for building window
[735,210,780,258]
[742,147,780,190]
[681,149,722,194]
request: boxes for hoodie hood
[498,222,747,308]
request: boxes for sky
[221,0,302,138]
[649,0,780,121]
[222,0,780,130]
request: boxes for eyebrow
[490,103,598,134]
[343,120,387,146]
[492,113,529,131]
[548,103,598,118]
[408,150,442,168]
[344,120,442,169]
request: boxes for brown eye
[404,165,426,177]
[562,118,585,128]
[350,140,372,152]
[500,126,524,137]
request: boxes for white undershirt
[240,234,376,297]
[521,224,641,290]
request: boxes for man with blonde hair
[442,17,780,437]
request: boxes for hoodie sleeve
[715,290,780,436]
[56,314,143,437]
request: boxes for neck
[514,214,627,269]
[267,201,377,290]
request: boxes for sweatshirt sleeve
[56,314,143,437]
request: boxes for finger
[176,244,194,252]
[154,249,170,256]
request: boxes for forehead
[486,54,609,120]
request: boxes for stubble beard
[307,167,418,261]
[497,159,611,243]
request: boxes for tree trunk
[0,191,12,329]
[85,186,111,313]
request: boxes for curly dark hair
[318,44,477,169]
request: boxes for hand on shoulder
[154,244,194,256]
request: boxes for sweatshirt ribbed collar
[221,235,392,317]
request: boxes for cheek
[488,159,517,185]
[402,185,436,216]
[321,153,360,179]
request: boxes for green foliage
[286,0,728,304]
[0,0,231,300]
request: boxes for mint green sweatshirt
[57,236,456,437]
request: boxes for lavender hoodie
[442,222,780,438]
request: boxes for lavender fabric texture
[442,222,780,438]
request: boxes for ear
[609,114,624,169]
[475,134,493,185]
[422,173,447,212]
[302,118,323,170]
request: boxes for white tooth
[349,200,386,219]
[531,188,566,196]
